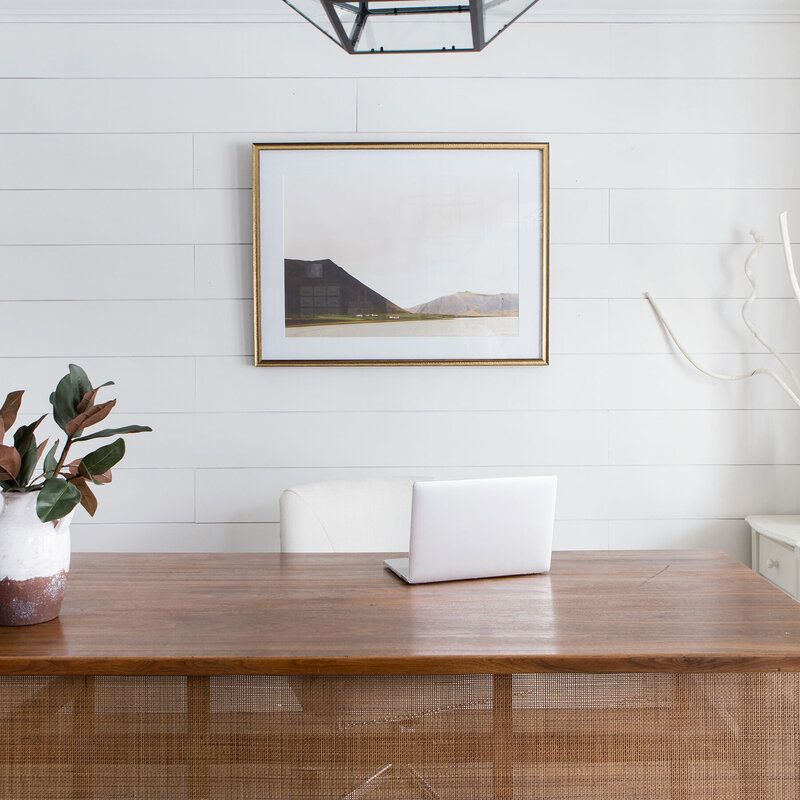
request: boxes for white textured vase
[0,491,72,626]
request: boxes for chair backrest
[279,476,429,552]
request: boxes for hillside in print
[410,291,518,317]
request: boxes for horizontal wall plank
[552,134,800,190]
[74,518,749,561]
[0,133,192,189]
[0,356,195,413]
[71,519,604,553]
[551,243,798,299]
[99,410,609,469]
[0,78,356,133]
[357,79,800,134]
[195,244,250,298]
[7,23,797,80]
[0,300,251,357]
[610,297,800,354]
[603,354,800,410]
[195,463,799,525]
[71,522,280,552]
[611,189,800,244]
[610,23,800,79]
[551,190,609,244]
[201,354,800,412]
[610,409,800,465]
[605,464,800,518]
[2,244,194,299]
[22,409,607,472]
[1,186,595,247]
[0,189,249,244]
[553,521,610,551]
[195,465,610,523]
[69,468,195,524]
[195,133,800,191]
[0,22,610,79]
[608,519,751,564]
[550,300,609,354]
[195,355,610,412]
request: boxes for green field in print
[283,170,520,338]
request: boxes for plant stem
[51,435,73,480]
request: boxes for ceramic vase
[0,490,72,626]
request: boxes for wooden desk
[1,550,799,799]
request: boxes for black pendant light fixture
[283,0,543,53]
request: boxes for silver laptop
[384,476,557,584]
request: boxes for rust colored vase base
[0,570,67,626]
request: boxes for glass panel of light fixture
[355,15,474,53]
[482,0,540,45]
[283,0,343,46]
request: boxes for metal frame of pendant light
[283,0,542,53]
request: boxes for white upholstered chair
[279,476,425,553]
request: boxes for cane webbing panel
[0,673,798,799]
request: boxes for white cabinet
[747,515,800,600]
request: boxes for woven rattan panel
[0,673,798,799]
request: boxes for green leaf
[68,364,92,407]
[16,441,38,488]
[43,439,60,478]
[12,414,45,453]
[81,438,125,479]
[73,424,152,443]
[51,374,77,432]
[11,415,46,488]
[36,477,81,523]
[50,365,94,433]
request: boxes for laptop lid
[407,476,557,584]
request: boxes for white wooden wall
[1,13,799,561]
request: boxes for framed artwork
[252,142,549,366]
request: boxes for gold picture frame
[253,142,549,366]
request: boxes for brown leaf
[76,388,98,415]
[0,445,21,481]
[61,459,83,479]
[76,381,114,415]
[65,399,116,437]
[0,418,5,446]
[0,391,23,431]
[73,477,98,517]
[93,470,112,485]
[36,438,49,462]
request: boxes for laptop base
[383,558,413,583]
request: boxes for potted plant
[0,364,151,626]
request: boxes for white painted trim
[1,9,800,23]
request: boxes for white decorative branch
[780,211,800,310]
[645,212,800,410]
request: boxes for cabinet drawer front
[758,535,796,597]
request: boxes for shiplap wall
[1,17,799,562]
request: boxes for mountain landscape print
[285,258,519,338]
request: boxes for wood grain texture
[0,550,799,676]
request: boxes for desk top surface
[1,550,799,676]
